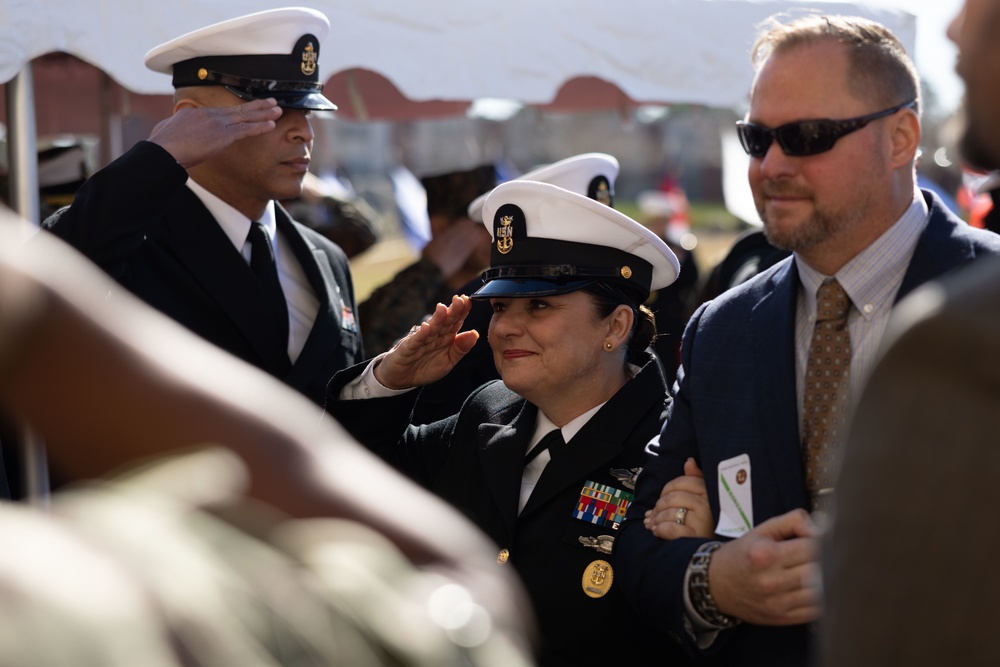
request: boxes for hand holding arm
[708,509,821,626]
[372,295,479,389]
[645,457,713,538]
[148,98,283,169]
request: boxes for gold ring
[674,507,688,525]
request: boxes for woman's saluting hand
[373,295,480,390]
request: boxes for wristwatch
[688,541,741,629]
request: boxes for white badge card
[715,453,753,538]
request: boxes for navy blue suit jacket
[616,190,1000,665]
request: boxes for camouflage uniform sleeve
[358,257,450,356]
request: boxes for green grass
[617,199,747,233]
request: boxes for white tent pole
[8,67,40,224]
[6,64,51,507]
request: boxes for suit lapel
[275,212,345,388]
[477,401,536,542]
[164,190,290,375]
[753,260,809,510]
[898,192,974,302]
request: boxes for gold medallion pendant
[582,559,613,598]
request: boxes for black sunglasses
[736,100,917,158]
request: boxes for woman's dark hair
[582,282,656,366]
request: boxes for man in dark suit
[616,14,1000,666]
[42,7,362,407]
[821,2,1000,665]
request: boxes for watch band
[688,541,741,629]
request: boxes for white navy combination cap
[472,181,679,303]
[144,7,336,111]
[467,153,620,222]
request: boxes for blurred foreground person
[42,7,364,407]
[822,2,1000,664]
[327,180,694,666]
[617,14,1000,667]
[0,207,533,666]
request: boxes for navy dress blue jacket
[616,191,1000,666]
[327,358,690,667]
[42,141,362,407]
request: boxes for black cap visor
[172,54,337,111]
[266,89,336,111]
[471,277,595,299]
[216,82,337,111]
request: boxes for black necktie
[525,428,565,464]
[248,222,290,346]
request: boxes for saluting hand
[373,295,479,390]
[148,98,283,169]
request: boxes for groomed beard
[757,184,867,253]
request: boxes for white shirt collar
[186,178,277,250]
[533,401,607,445]
[795,190,929,315]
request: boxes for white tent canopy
[4,0,915,108]
[2,0,916,222]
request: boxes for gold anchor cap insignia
[595,180,611,206]
[301,41,317,75]
[496,214,514,255]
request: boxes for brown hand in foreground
[148,98,283,169]
[645,457,713,538]
[373,295,480,390]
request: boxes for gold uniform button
[497,548,510,565]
